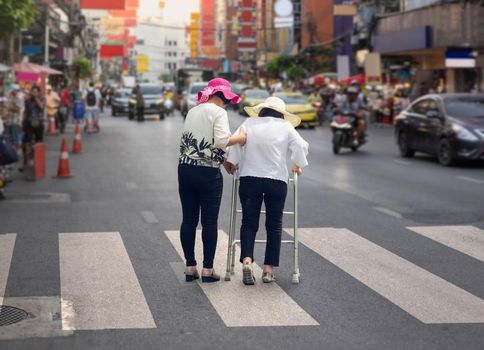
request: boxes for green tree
[75,54,93,80]
[0,0,36,40]
[266,55,296,79]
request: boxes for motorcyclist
[342,86,367,145]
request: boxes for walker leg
[225,177,238,281]
[292,173,300,284]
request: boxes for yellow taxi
[239,89,270,115]
[273,92,317,128]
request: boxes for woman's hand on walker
[291,163,302,176]
[223,160,238,175]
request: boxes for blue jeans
[239,176,287,267]
[178,164,223,269]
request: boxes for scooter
[163,98,175,117]
[330,110,366,154]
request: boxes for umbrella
[13,62,62,75]
[339,74,365,85]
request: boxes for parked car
[128,84,164,120]
[239,89,270,115]
[181,82,207,117]
[273,92,317,128]
[111,89,131,116]
[394,94,484,166]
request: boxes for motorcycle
[311,101,324,126]
[163,98,175,117]
[330,110,366,154]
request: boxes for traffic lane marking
[59,232,156,330]
[0,234,16,305]
[407,225,484,263]
[141,211,159,224]
[286,228,484,324]
[457,176,484,185]
[165,230,319,327]
[373,206,403,219]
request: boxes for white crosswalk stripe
[287,227,484,324]
[0,233,16,305]
[407,225,484,262]
[59,232,156,330]
[165,230,319,327]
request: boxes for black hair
[259,108,284,119]
[31,85,40,92]
[89,81,95,87]
[214,91,231,105]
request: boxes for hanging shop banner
[237,0,257,53]
[365,52,382,85]
[136,55,149,73]
[201,0,216,47]
[274,0,294,29]
[124,18,137,27]
[80,0,126,10]
[190,13,200,58]
[126,0,139,7]
[100,45,125,59]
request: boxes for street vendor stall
[13,62,62,93]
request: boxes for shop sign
[274,0,294,28]
[445,49,476,68]
[337,55,350,82]
[365,53,382,85]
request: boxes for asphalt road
[1,108,483,350]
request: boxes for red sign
[109,9,137,17]
[200,0,216,47]
[100,45,125,59]
[80,0,125,10]
[237,0,257,52]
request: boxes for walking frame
[224,172,300,284]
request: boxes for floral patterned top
[179,103,231,168]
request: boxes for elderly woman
[178,78,246,283]
[226,97,309,285]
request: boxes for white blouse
[227,117,309,183]
[179,103,231,168]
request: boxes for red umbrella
[13,62,62,75]
[339,74,365,85]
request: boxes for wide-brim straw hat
[244,96,301,127]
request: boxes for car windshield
[140,86,162,95]
[246,91,269,99]
[445,99,484,119]
[115,91,130,98]
[277,95,308,104]
[190,85,206,95]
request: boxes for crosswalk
[0,225,483,337]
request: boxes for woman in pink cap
[178,78,246,283]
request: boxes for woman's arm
[226,127,246,146]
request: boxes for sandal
[262,272,276,283]
[242,263,256,285]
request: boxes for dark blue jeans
[178,164,223,269]
[239,176,287,267]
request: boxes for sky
[138,0,200,25]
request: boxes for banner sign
[80,0,125,10]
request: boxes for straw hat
[244,97,301,127]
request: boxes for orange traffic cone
[53,137,73,178]
[72,124,83,154]
[47,116,59,135]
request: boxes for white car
[182,82,208,117]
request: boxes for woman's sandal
[201,270,220,283]
[262,272,276,283]
[242,263,256,285]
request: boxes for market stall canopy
[0,63,11,72]
[13,62,63,75]
[339,74,365,85]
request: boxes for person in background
[134,84,145,122]
[21,85,45,170]
[82,81,102,132]
[46,85,60,132]
[5,85,23,154]
[226,97,309,285]
[60,84,71,129]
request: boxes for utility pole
[44,4,50,67]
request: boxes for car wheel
[351,146,358,152]
[438,138,455,166]
[398,131,415,158]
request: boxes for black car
[128,84,164,120]
[111,89,131,116]
[395,94,484,166]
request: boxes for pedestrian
[21,85,45,170]
[225,96,309,285]
[46,85,60,132]
[178,78,246,283]
[134,84,144,122]
[59,84,71,131]
[82,82,102,132]
[5,85,23,153]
